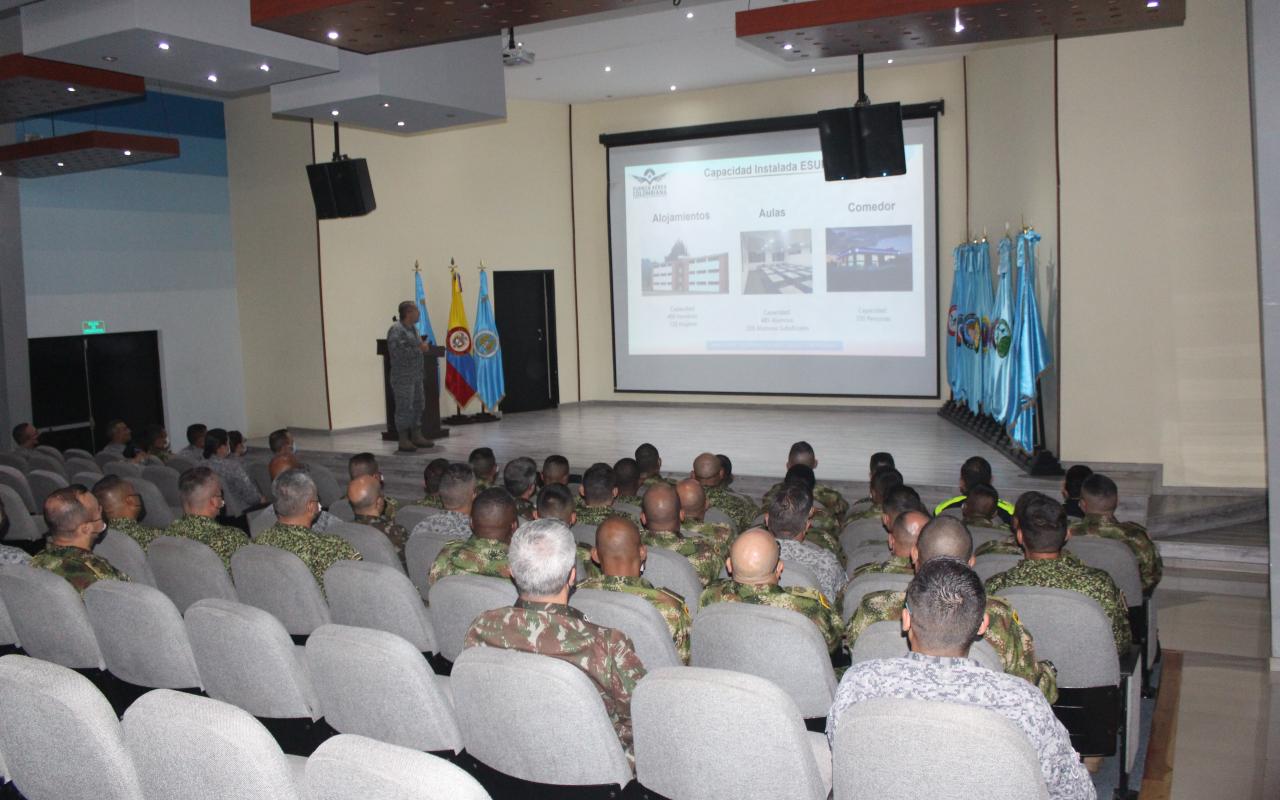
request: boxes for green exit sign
[81,320,106,335]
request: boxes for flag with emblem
[946,243,967,400]
[1005,229,1051,453]
[445,270,477,407]
[984,237,1016,421]
[413,265,436,345]
[472,269,506,410]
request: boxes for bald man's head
[693,452,723,487]
[675,478,707,519]
[592,516,644,578]
[728,528,782,584]
[640,482,681,532]
[269,452,300,480]
[914,516,975,567]
[347,474,383,516]
[890,510,930,557]
[471,487,518,542]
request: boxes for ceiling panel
[0,129,179,177]
[0,53,145,123]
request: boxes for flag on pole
[1005,229,1051,453]
[984,237,1016,420]
[445,268,477,407]
[946,243,966,400]
[962,240,992,414]
[413,264,436,345]
[472,268,505,411]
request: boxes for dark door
[493,270,558,413]
[28,331,165,452]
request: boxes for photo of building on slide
[826,225,913,292]
[740,229,813,294]
[640,239,730,296]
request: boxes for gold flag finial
[413,259,420,273]
[449,257,456,273]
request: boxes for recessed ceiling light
[330,109,340,117]
[383,102,391,108]
[207,74,218,83]
[887,58,895,63]
[517,41,523,47]
[954,8,965,33]
[397,121,406,127]
[782,43,793,50]
[259,63,270,72]
[604,65,612,72]
[1146,0,1159,6]
[66,86,76,93]
[123,150,132,156]
[685,10,694,18]
[809,67,817,73]
[56,162,64,167]
[326,30,340,40]
[101,56,118,63]
[669,84,677,91]
[157,41,170,51]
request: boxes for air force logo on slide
[631,168,668,199]
[448,326,472,355]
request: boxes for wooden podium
[376,338,450,441]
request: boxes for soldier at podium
[388,300,436,453]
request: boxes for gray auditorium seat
[324,561,437,654]
[95,451,125,468]
[994,587,1121,688]
[247,460,274,500]
[641,546,704,616]
[841,572,913,623]
[405,531,455,600]
[96,530,157,586]
[72,471,103,488]
[327,497,356,521]
[831,697,1050,800]
[848,621,1004,673]
[839,517,886,552]
[147,536,239,612]
[0,466,36,513]
[330,521,404,572]
[428,575,517,662]
[34,445,64,463]
[122,689,305,800]
[1065,536,1143,607]
[231,544,332,637]
[26,451,66,478]
[0,453,26,472]
[248,505,277,537]
[306,734,492,800]
[141,465,182,510]
[185,599,322,721]
[103,461,142,479]
[968,527,1011,550]
[571,522,598,546]
[306,625,463,754]
[84,581,202,691]
[451,647,633,787]
[634,666,831,800]
[779,561,820,592]
[65,448,95,461]
[613,501,642,518]
[308,463,344,508]
[25,469,68,508]
[844,542,892,577]
[0,484,43,540]
[974,553,1023,582]
[703,506,737,533]
[66,457,103,478]
[690,602,835,718]
[166,456,196,474]
[0,564,105,670]
[130,477,175,529]
[570,587,682,669]
[395,504,443,532]
[0,655,145,800]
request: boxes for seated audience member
[848,466,904,524]
[763,441,850,523]
[777,463,842,557]
[99,419,132,458]
[582,515,692,663]
[133,424,172,465]
[826,558,1094,800]
[715,454,737,489]
[93,475,158,550]
[878,484,929,536]
[961,483,1010,531]
[227,430,247,459]
[1062,464,1094,519]
[268,453,299,481]
[177,424,207,461]
[934,456,1014,523]
[612,457,644,506]
[851,510,928,580]
[576,462,637,526]
[533,482,578,527]
[0,496,32,565]
[428,487,519,584]
[848,451,895,517]
[692,451,757,531]
[639,482,725,586]
[256,470,361,591]
[674,478,733,544]
[540,454,571,487]
[464,518,646,762]
[204,428,266,517]
[268,428,295,458]
[975,490,1042,558]
[986,493,1132,655]
[845,516,1057,702]
[30,486,128,593]
[700,528,842,654]
[765,483,845,604]
[469,447,499,489]
[502,456,539,521]
[166,467,249,569]
[413,458,451,508]
[410,463,477,540]
[635,442,671,489]
[348,474,409,566]
[349,452,399,521]
[1071,473,1162,593]
[10,422,39,453]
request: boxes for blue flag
[963,240,992,414]
[472,270,505,411]
[946,244,966,400]
[414,270,436,345]
[1005,230,1051,453]
[984,237,1016,421]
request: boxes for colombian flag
[445,271,477,407]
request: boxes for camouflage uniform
[109,517,162,551]
[681,519,733,548]
[165,514,249,569]
[845,589,1059,703]
[699,579,843,654]
[641,474,676,490]
[703,485,758,532]
[410,510,473,541]
[428,536,511,585]
[1069,513,1162,593]
[256,523,361,593]
[847,495,874,517]
[641,527,727,587]
[578,574,692,664]
[353,513,409,567]
[964,514,1011,532]
[804,515,845,562]
[843,502,883,524]
[412,494,445,509]
[850,554,914,580]
[381,495,401,523]
[615,493,644,508]
[574,502,639,527]
[762,481,851,524]
[30,544,129,594]
[514,496,536,521]
[464,599,647,762]
[986,556,1132,655]
[974,535,1023,557]
[386,321,425,432]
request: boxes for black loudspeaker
[818,102,906,181]
[306,158,377,219]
